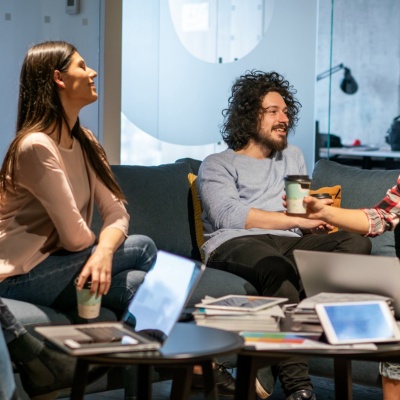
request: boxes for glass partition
[121,0,318,173]
[315,0,400,167]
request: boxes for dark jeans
[0,235,157,314]
[208,231,372,395]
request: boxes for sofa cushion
[311,160,400,257]
[175,158,202,175]
[186,268,258,306]
[93,163,201,261]
[188,173,205,261]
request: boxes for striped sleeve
[361,175,400,236]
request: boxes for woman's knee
[123,235,157,271]
[105,270,147,310]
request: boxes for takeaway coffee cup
[75,277,102,319]
[311,193,332,201]
[284,175,312,214]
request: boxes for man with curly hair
[196,70,372,400]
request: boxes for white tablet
[315,300,400,345]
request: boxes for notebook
[36,250,205,355]
[315,300,400,345]
[293,249,400,319]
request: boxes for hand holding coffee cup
[75,277,102,319]
[284,175,312,214]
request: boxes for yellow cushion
[309,185,342,233]
[188,173,205,262]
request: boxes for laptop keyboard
[77,326,127,343]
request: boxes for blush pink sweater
[0,132,129,280]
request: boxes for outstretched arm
[302,196,370,234]
[245,207,332,232]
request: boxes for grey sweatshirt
[197,145,307,261]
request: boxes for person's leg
[0,246,94,306]
[52,234,157,314]
[0,298,26,343]
[0,295,78,398]
[381,362,400,400]
[273,230,372,263]
[0,234,157,312]
[101,235,157,312]
[208,235,313,398]
[208,235,301,303]
[0,297,107,399]
[0,324,17,400]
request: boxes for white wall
[0,0,101,162]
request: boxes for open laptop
[36,250,205,355]
[293,249,400,318]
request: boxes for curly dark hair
[220,70,301,150]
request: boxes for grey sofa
[6,158,258,399]
[5,157,398,397]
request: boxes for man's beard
[254,129,288,152]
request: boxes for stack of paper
[193,295,287,332]
[288,292,394,333]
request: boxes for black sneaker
[192,362,236,397]
[255,366,275,399]
[286,389,316,400]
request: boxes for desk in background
[319,147,400,169]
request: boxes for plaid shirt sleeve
[361,175,400,237]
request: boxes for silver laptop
[36,251,205,355]
[293,249,400,318]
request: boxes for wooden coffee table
[70,323,243,400]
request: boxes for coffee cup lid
[284,175,311,183]
[75,276,92,290]
[311,193,332,199]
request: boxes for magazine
[195,295,288,312]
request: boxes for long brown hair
[0,41,125,201]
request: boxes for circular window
[169,0,275,63]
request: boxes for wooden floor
[80,375,383,399]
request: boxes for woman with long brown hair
[0,41,157,396]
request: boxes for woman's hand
[75,227,126,296]
[282,194,335,233]
[76,246,113,296]
[282,194,333,220]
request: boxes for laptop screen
[121,251,200,340]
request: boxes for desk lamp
[317,63,358,95]
[316,64,358,161]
